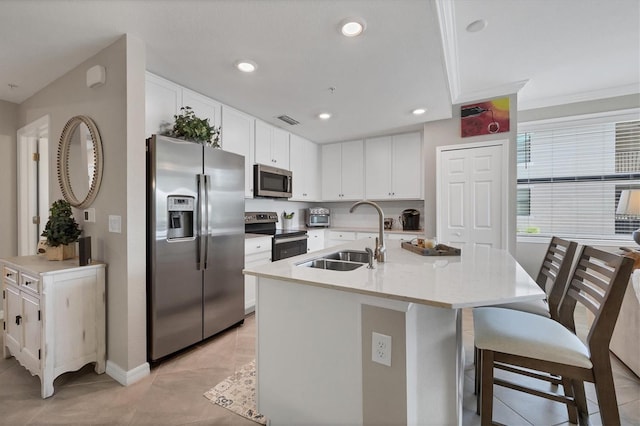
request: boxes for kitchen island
[244,240,544,425]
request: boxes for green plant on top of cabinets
[167,106,221,148]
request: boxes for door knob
[15,315,22,325]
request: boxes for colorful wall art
[460,97,510,137]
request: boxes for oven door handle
[273,235,309,245]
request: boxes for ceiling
[1,0,638,143]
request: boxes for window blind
[517,110,640,240]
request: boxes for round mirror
[57,115,103,209]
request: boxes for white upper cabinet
[365,132,423,200]
[290,134,320,201]
[181,88,222,128]
[221,105,255,197]
[145,73,180,138]
[145,72,222,138]
[255,120,290,169]
[321,140,364,201]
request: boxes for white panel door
[438,144,503,249]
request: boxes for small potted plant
[167,106,221,148]
[282,211,295,230]
[41,199,82,260]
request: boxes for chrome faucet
[349,200,386,262]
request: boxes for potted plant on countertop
[41,199,82,261]
[282,211,295,230]
[165,106,221,148]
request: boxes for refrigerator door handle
[197,174,206,271]
[203,174,210,270]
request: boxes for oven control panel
[245,211,279,224]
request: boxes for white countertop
[1,255,105,274]
[244,239,545,309]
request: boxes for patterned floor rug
[204,360,267,425]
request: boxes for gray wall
[17,35,147,374]
[422,94,519,253]
[0,100,18,258]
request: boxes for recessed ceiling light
[318,112,332,120]
[340,18,366,37]
[412,108,427,115]
[466,19,487,33]
[236,60,257,73]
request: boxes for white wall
[0,100,18,258]
[17,35,147,379]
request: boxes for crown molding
[518,83,640,111]
[434,0,459,104]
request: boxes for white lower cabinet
[2,256,106,398]
[326,231,357,248]
[244,237,272,314]
[306,229,325,252]
[388,233,419,243]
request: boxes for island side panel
[256,277,364,425]
[406,304,461,425]
[256,276,462,425]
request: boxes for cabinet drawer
[388,233,418,242]
[3,266,18,286]
[20,273,41,295]
[327,231,356,241]
[245,237,272,256]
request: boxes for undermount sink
[297,250,370,271]
[298,258,364,271]
[321,250,371,263]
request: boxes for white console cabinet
[2,256,106,398]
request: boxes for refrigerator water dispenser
[167,195,195,240]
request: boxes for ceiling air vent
[277,115,300,126]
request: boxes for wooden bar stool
[474,246,634,425]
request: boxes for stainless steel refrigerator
[147,134,245,362]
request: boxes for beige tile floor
[1,310,638,425]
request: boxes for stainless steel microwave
[253,164,292,198]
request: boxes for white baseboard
[106,360,150,386]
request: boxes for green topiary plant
[41,199,82,247]
[167,106,221,148]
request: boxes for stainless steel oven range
[244,212,308,261]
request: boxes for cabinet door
[321,143,343,200]
[365,136,392,199]
[4,284,21,354]
[222,106,255,197]
[182,88,222,128]
[21,291,41,374]
[290,135,319,201]
[254,120,272,166]
[340,140,365,200]
[307,230,325,252]
[391,133,422,199]
[271,127,290,169]
[244,237,272,314]
[145,73,180,137]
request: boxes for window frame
[516,108,640,243]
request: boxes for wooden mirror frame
[57,115,103,209]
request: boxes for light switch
[108,215,121,233]
[83,208,96,223]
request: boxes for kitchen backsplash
[245,199,424,231]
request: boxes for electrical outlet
[371,332,392,366]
